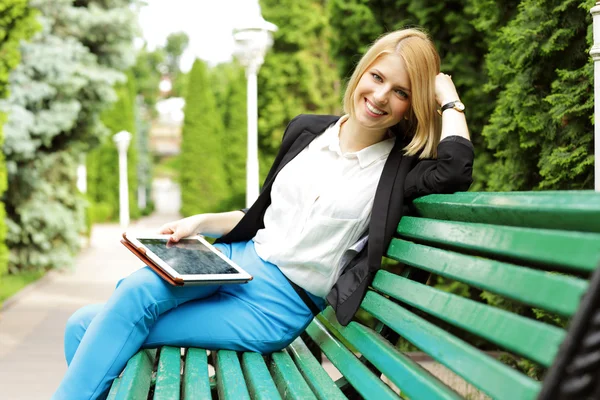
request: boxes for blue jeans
[52,240,325,400]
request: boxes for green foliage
[86,74,139,223]
[131,45,165,110]
[5,151,87,272]
[163,32,189,98]
[257,0,340,181]
[482,0,595,190]
[164,32,189,76]
[0,0,39,278]
[0,1,40,98]
[171,71,188,99]
[1,0,136,273]
[179,59,229,216]
[211,63,247,211]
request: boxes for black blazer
[218,114,474,325]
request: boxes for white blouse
[253,115,396,298]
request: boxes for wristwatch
[438,100,465,115]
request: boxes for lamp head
[232,3,278,69]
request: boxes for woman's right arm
[158,210,245,242]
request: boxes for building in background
[150,96,184,156]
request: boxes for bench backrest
[307,191,600,400]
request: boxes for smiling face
[351,53,412,135]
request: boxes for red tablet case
[120,233,185,286]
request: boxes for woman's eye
[371,73,382,82]
[395,89,408,98]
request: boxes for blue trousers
[52,240,325,400]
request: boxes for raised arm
[404,73,474,199]
[436,73,470,142]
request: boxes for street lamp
[113,130,132,229]
[233,2,278,207]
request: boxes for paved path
[0,212,180,399]
[0,177,181,399]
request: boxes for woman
[53,28,473,399]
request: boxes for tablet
[122,233,253,285]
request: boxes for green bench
[107,191,600,399]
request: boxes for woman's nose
[373,87,388,104]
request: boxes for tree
[179,59,229,216]
[165,32,189,75]
[1,0,137,272]
[211,63,247,210]
[481,0,595,190]
[257,0,340,181]
[164,32,189,97]
[131,45,165,111]
[0,0,39,276]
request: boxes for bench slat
[287,337,347,400]
[241,352,282,400]
[373,271,566,367]
[388,239,588,316]
[306,318,400,400]
[106,377,121,400]
[320,308,462,400]
[398,217,600,273]
[112,349,156,399]
[153,346,181,399]
[214,350,251,400]
[412,191,600,233]
[362,291,541,399]
[182,348,211,399]
[270,350,318,399]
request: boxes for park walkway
[0,178,181,399]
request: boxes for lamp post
[233,2,277,207]
[113,130,132,229]
[591,1,600,191]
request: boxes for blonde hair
[343,28,441,159]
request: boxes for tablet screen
[138,238,238,275]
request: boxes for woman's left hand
[435,73,460,107]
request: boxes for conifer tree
[1,0,136,272]
[481,0,594,190]
[257,0,340,180]
[180,59,228,216]
[0,0,38,276]
[211,64,247,211]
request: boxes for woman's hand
[435,73,460,106]
[158,215,203,243]
[158,210,245,242]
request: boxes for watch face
[455,101,465,111]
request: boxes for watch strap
[438,100,465,116]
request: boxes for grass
[0,270,46,307]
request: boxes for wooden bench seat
[108,191,600,399]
